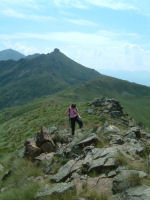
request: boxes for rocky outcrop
[91,97,124,118]
[76,134,99,148]
[24,138,41,159]
[51,159,83,182]
[35,182,75,200]
[24,127,57,159]
[36,127,57,152]
[22,97,150,199]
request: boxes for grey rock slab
[124,185,150,200]
[89,156,117,172]
[51,159,83,182]
[141,131,150,139]
[108,170,117,177]
[102,125,120,134]
[35,182,75,200]
[125,127,141,139]
[48,126,57,134]
[35,152,55,161]
[76,134,99,147]
[122,139,144,156]
[87,109,94,114]
[83,146,122,171]
[109,135,124,145]
[88,157,106,171]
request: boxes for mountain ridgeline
[0,48,100,109]
[0,49,25,61]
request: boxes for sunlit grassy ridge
[0,96,101,152]
[0,93,150,200]
[1,73,150,152]
[0,92,150,155]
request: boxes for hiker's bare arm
[78,113,81,118]
[65,109,69,115]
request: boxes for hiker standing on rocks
[65,104,83,135]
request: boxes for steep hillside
[0,48,100,109]
[0,49,25,61]
[58,75,150,101]
[1,98,150,200]
[53,75,150,127]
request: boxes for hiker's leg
[70,118,76,135]
[76,117,83,128]
[69,116,71,127]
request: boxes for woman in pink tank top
[65,104,83,135]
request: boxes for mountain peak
[53,48,60,53]
[0,48,25,61]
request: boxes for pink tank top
[69,107,78,118]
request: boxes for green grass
[127,173,142,188]
[0,182,40,200]
[0,158,43,187]
[0,156,43,200]
[115,151,130,166]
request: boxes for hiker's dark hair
[71,104,76,108]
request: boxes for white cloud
[54,0,88,9]
[0,30,150,71]
[54,0,137,10]
[86,0,137,10]
[67,18,98,26]
[0,0,44,10]
[1,9,55,21]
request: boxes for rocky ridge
[23,97,150,199]
[2,97,150,200]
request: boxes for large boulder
[125,127,141,139]
[34,153,55,167]
[35,182,75,200]
[101,124,120,134]
[76,134,99,148]
[51,159,83,183]
[36,127,57,153]
[24,138,41,159]
[83,146,121,173]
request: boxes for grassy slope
[0,50,99,109]
[0,94,104,153]
[0,87,150,200]
[55,75,150,127]
[1,74,150,152]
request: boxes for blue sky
[1,0,150,83]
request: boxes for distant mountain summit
[0,49,100,109]
[0,49,25,61]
